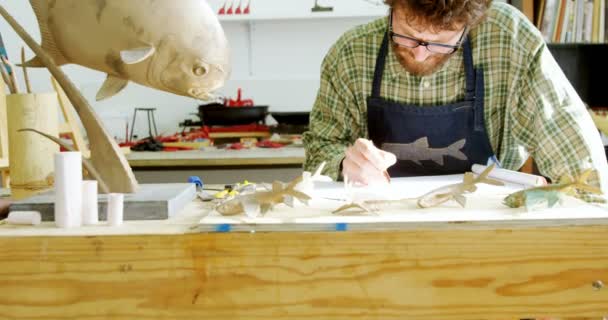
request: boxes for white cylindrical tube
[82,180,98,225]
[472,164,547,187]
[107,193,124,226]
[6,211,41,225]
[54,152,82,228]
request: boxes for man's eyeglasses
[388,10,467,55]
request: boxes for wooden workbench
[1,197,607,319]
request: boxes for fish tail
[576,168,594,184]
[474,163,504,186]
[447,139,467,160]
[574,169,603,195]
[28,0,69,66]
[285,175,303,190]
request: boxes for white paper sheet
[199,174,608,232]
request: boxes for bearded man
[303,0,607,200]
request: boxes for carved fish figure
[503,169,603,208]
[216,176,312,217]
[417,164,503,208]
[333,164,503,214]
[382,137,467,166]
[26,0,230,100]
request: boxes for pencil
[0,58,14,93]
[1,56,19,94]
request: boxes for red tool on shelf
[243,0,250,14]
[235,0,242,14]
[218,0,228,14]
[225,88,254,107]
[226,0,234,14]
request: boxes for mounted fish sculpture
[24,0,231,100]
[216,176,312,217]
[333,164,503,214]
[382,137,467,166]
[503,169,603,209]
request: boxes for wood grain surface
[1,226,607,319]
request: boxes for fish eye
[193,66,207,76]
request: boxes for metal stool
[130,107,159,142]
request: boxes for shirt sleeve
[506,44,608,201]
[303,45,360,180]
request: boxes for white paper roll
[82,180,98,225]
[54,152,83,228]
[472,164,547,187]
[107,193,124,226]
[6,211,42,225]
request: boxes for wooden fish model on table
[417,164,503,208]
[216,176,312,217]
[382,137,467,166]
[25,0,230,100]
[503,169,603,209]
[333,164,504,214]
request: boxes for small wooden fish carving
[216,176,312,217]
[503,169,603,209]
[417,164,503,208]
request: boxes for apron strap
[474,68,486,132]
[462,37,476,101]
[371,33,389,98]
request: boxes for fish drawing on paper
[503,169,603,209]
[382,137,467,166]
[25,0,231,100]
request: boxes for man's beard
[392,43,452,76]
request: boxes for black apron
[367,33,495,176]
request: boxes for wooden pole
[1,56,20,94]
[21,47,31,93]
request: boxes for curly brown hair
[385,0,492,31]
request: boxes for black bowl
[198,105,268,126]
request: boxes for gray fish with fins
[25,0,231,100]
[382,137,467,166]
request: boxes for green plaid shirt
[303,2,608,197]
